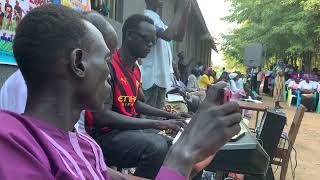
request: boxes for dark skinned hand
[168,112,193,119]
[162,81,242,178]
[157,119,188,132]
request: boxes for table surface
[238,101,269,111]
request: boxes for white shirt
[236,78,245,89]
[288,81,299,90]
[0,70,86,132]
[298,80,314,91]
[285,79,292,85]
[187,74,199,91]
[141,10,173,90]
[312,81,319,90]
[230,79,240,93]
[0,70,27,114]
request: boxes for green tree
[222,0,320,71]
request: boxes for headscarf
[229,73,238,80]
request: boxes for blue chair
[295,90,302,109]
[313,91,317,109]
[316,92,320,113]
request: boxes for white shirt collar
[144,9,160,19]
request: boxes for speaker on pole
[244,43,266,67]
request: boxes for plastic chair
[313,91,317,109]
[272,105,306,180]
[287,89,297,107]
[316,92,320,113]
[283,86,287,102]
[295,90,301,109]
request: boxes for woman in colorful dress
[273,60,285,109]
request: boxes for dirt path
[250,96,320,180]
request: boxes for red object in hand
[218,88,232,105]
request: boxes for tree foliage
[222,0,320,71]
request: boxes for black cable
[257,138,264,147]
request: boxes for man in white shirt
[141,0,191,110]
[0,69,27,114]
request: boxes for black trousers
[94,130,169,179]
[263,77,270,94]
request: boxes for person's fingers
[176,119,188,126]
[225,123,241,139]
[223,113,242,127]
[174,124,183,132]
[215,101,240,115]
[182,113,193,118]
[205,82,228,102]
[176,120,188,129]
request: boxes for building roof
[192,0,218,52]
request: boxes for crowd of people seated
[190,62,319,112]
[285,73,320,111]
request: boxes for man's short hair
[122,14,154,41]
[84,10,113,36]
[13,4,88,88]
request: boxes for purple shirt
[0,110,185,180]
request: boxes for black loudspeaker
[254,109,286,180]
[256,109,287,160]
[244,43,266,67]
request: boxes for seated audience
[187,68,206,102]
[217,71,229,83]
[0,5,241,179]
[229,73,246,100]
[236,72,245,89]
[298,76,315,111]
[288,78,300,92]
[199,67,214,90]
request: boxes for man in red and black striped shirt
[86,14,191,179]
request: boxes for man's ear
[70,49,86,78]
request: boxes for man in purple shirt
[0,4,241,180]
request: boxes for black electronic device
[256,109,287,159]
[206,122,270,177]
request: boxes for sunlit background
[197,0,235,67]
